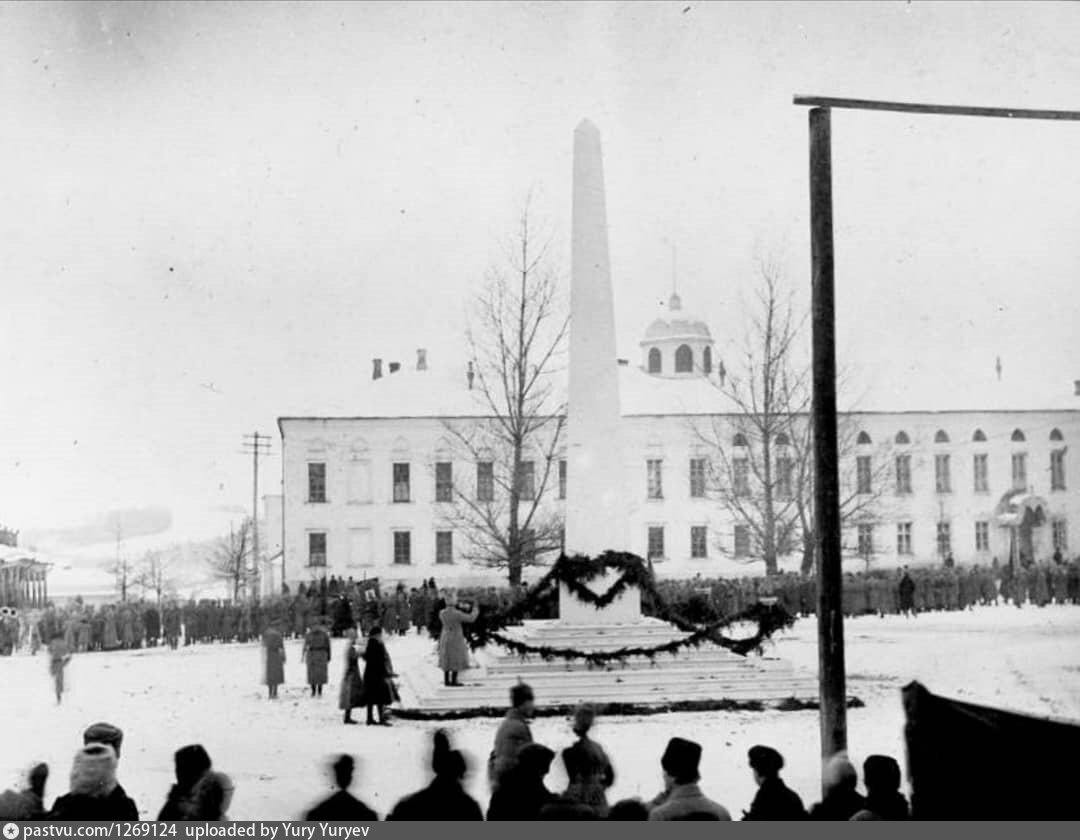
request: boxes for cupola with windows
[640,291,717,379]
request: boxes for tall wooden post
[810,106,847,768]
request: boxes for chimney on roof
[617,358,628,366]
[1075,379,1080,396]
[467,361,475,390]
[417,349,427,371]
[389,362,401,374]
[372,358,383,380]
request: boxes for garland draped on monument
[462,551,796,665]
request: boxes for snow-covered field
[3,605,1079,820]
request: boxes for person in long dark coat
[850,755,908,820]
[387,730,483,821]
[898,568,916,617]
[262,623,285,700]
[486,744,556,820]
[360,626,395,725]
[157,745,233,821]
[48,744,139,820]
[302,621,332,697]
[742,745,806,820]
[438,594,477,686]
[560,704,614,817]
[305,755,378,821]
[338,629,364,725]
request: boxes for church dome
[639,292,717,378]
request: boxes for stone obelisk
[560,120,639,624]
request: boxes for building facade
[275,298,1079,588]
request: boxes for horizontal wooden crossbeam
[793,96,1080,121]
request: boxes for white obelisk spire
[561,120,638,623]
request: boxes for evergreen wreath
[459,551,796,664]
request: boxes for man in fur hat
[48,742,139,820]
[648,737,731,820]
[0,763,48,820]
[488,683,535,792]
[74,723,139,819]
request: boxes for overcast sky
[2,1,1078,543]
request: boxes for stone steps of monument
[479,653,780,675]
[399,672,819,712]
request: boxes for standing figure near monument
[302,619,331,698]
[47,632,72,704]
[560,704,614,817]
[488,683,535,792]
[437,593,476,687]
[898,568,916,617]
[262,622,286,700]
[338,628,364,725]
[360,626,395,726]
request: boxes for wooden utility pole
[242,432,271,600]
[794,93,1080,785]
[808,106,846,765]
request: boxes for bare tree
[694,259,892,576]
[440,200,569,586]
[134,549,178,605]
[207,519,253,602]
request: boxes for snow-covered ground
[3,605,1079,820]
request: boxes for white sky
[1,1,1078,540]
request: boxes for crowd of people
[4,555,1079,658]
[0,688,911,821]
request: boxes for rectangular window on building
[1012,452,1027,490]
[733,459,750,497]
[647,526,665,560]
[689,458,707,498]
[517,461,536,501]
[435,530,453,565]
[897,522,912,555]
[308,462,327,503]
[857,523,873,557]
[734,524,751,558]
[435,461,453,502]
[393,531,411,565]
[856,456,872,495]
[936,521,952,558]
[477,461,494,502]
[1053,519,1068,553]
[647,459,664,499]
[393,462,411,503]
[895,455,912,495]
[308,532,327,567]
[975,521,990,552]
[1051,450,1066,491]
[776,456,793,501]
[558,459,567,500]
[973,454,989,494]
[935,454,951,494]
[690,525,707,558]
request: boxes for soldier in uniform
[263,621,286,700]
[302,619,332,697]
[48,632,72,704]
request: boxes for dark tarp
[903,681,1080,819]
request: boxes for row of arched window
[647,345,713,374]
[727,428,1066,447]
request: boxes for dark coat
[743,777,807,820]
[562,736,615,817]
[49,786,140,821]
[486,772,556,821]
[809,789,867,821]
[157,771,229,821]
[360,636,395,706]
[305,790,378,821]
[387,778,484,821]
[648,784,732,821]
[339,642,365,710]
[852,792,909,820]
[262,628,285,687]
[537,795,601,820]
[303,627,332,685]
[0,789,45,820]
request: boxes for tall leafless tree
[207,518,253,602]
[694,259,892,576]
[134,549,178,605]
[440,200,569,586]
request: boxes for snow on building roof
[278,358,1077,424]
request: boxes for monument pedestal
[557,572,641,624]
